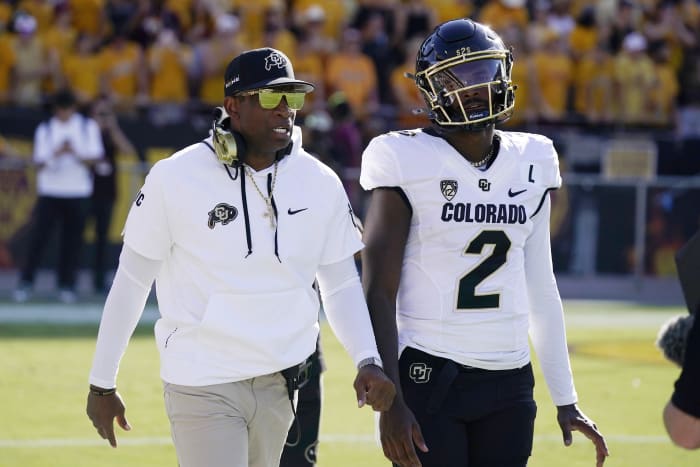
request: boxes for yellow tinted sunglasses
[238,89,306,110]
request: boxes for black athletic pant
[280,340,324,466]
[89,197,115,290]
[20,196,89,290]
[398,347,537,467]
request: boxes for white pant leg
[163,374,293,467]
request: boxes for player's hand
[557,403,609,467]
[379,399,428,467]
[354,365,396,411]
[86,390,131,447]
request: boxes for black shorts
[399,347,537,467]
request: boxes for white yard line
[0,434,672,448]
[0,301,684,327]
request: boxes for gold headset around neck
[212,107,242,166]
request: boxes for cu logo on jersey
[207,203,238,229]
[440,180,458,201]
[409,362,432,383]
[478,178,491,192]
[265,51,287,70]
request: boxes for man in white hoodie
[14,88,104,303]
[86,47,395,467]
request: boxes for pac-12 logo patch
[208,203,238,229]
[440,180,458,201]
[409,362,432,383]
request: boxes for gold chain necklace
[470,144,494,168]
[245,160,278,229]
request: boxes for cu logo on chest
[207,203,238,229]
[409,362,433,383]
[478,178,491,192]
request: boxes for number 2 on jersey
[456,230,511,310]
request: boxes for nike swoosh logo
[288,208,308,215]
[508,188,527,197]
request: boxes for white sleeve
[316,256,382,367]
[526,195,578,406]
[359,135,402,190]
[33,123,51,165]
[88,245,162,388]
[122,164,173,260]
[319,176,364,265]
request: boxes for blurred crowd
[2,0,700,293]
[1,0,700,134]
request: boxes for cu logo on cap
[265,51,287,71]
[409,362,432,383]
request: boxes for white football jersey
[122,127,363,386]
[361,128,577,405]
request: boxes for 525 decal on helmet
[414,18,515,130]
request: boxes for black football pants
[280,341,323,466]
[398,346,537,467]
[20,196,89,290]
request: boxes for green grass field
[0,300,697,467]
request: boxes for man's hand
[557,403,609,466]
[353,365,396,411]
[86,390,131,447]
[379,399,428,467]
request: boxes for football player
[360,18,609,467]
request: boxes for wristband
[357,357,383,371]
[89,385,117,396]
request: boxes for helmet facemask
[416,49,515,130]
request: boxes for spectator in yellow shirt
[568,5,598,62]
[60,34,103,106]
[258,4,297,58]
[195,14,245,107]
[613,32,656,125]
[11,13,48,107]
[500,24,540,128]
[649,41,679,128]
[390,36,428,129]
[573,43,614,124]
[69,0,106,37]
[99,31,147,111]
[146,28,192,104]
[0,23,16,104]
[324,28,379,122]
[478,0,529,32]
[531,29,574,122]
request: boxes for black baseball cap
[224,47,315,96]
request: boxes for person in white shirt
[359,19,608,467]
[86,47,395,467]
[14,88,104,303]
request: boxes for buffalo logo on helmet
[440,180,458,201]
[208,203,238,229]
[265,51,287,71]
